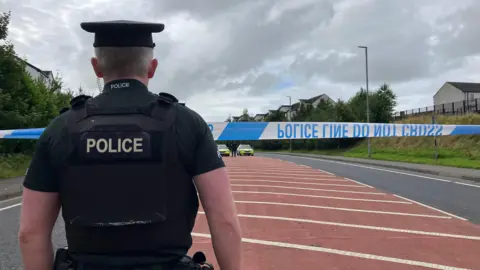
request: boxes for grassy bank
[260,114,480,169]
[0,154,31,179]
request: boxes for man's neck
[103,76,149,87]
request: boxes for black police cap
[80,20,165,48]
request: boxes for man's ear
[148,58,158,79]
[91,57,104,78]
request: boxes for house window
[470,93,475,101]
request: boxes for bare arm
[19,188,60,270]
[194,167,242,270]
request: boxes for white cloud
[3,0,480,121]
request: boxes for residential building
[254,113,266,121]
[433,82,480,113]
[16,57,55,87]
[278,94,334,119]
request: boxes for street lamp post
[287,95,292,152]
[358,46,371,158]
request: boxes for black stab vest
[58,95,199,256]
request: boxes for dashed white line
[393,194,467,221]
[231,191,411,204]
[191,232,471,269]
[230,179,365,188]
[197,212,480,240]
[234,200,451,219]
[0,203,22,212]
[344,178,375,188]
[230,184,386,195]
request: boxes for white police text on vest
[86,138,143,153]
[110,82,130,90]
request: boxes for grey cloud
[3,0,480,120]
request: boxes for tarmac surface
[1,156,480,269]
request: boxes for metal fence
[393,98,480,120]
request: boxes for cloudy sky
[2,0,479,122]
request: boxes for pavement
[2,156,480,269]
[268,152,480,182]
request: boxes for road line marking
[0,195,22,204]
[318,169,334,175]
[344,178,374,188]
[300,164,310,168]
[393,194,467,221]
[230,184,386,195]
[230,179,365,187]
[191,232,471,269]
[455,182,480,188]
[232,191,411,204]
[230,177,349,182]
[234,200,450,218]
[229,175,346,181]
[283,156,453,183]
[0,203,22,212]
[228,172,337,177]
[197,212,480,240]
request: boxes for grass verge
[0,154,31,179]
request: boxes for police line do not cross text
[275,123,444,139]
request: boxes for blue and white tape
[1,122,480,140]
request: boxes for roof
[447,82,480,93]
[15,56,53,80]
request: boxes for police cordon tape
[1,122,480,141]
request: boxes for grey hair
[94,47,154,77]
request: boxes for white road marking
[318,169,334,175]
[285,156,454,183]
[234,200,451,219]
[0,195,22,204]
[229,172,337,177]
[230,175,347,181]
[230,179,365,187]
[344,178,375,188]
[0,203,21,212]
[455,182,480,188]
[232,191,411,204]
[393,194,467,221]
[300,164,310,168]
[228,168,314,172]
[197,212,480,240]
[230,184,386,195]
[191,232,471,269]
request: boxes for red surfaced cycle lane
[190,156,480,270]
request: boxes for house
[16,56,55,87]
[254,113,266,121]
[279,94,334,119]
[433,82,480,113]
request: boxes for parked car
[217,144,231,157]
[237,144,254,156]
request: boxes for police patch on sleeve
[79,131,152,161]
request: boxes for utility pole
[358,46,371,158]
[287,95,292,152]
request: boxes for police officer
[18,20,242,270]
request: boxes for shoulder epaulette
[70,94,93,108]
[157,92,178,104]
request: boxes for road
[260,153,480,224]
[1,156,480,269]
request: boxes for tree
[369,83,397,123]
[0,11,72,154]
